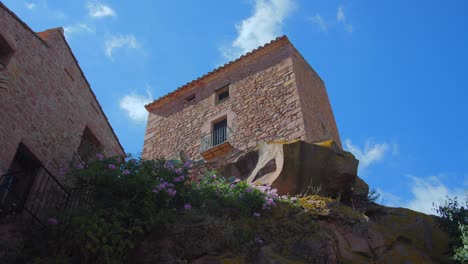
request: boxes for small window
[0,34,14,67]
[184,94,196,107]
[76,127,103,164]
[215,84,230,104]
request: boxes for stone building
[143,36,341,165]
[0,3,124,221]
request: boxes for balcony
[200,125,233,160]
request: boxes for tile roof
[145,35,291,111]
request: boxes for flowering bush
[21,154,289,263]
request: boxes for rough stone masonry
[143,36,341,165]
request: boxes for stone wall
[291,49,342,147]
[143,43,306,162]
[0,4,124,177]
[143,37,341,165]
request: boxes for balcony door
[212,119,227,146]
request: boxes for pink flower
[123,169,130,175]
[184,204,192,210]
[96,153,105,161]
[47,217,58,225]
[108,164,116,170]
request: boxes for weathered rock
[133,196,450,264]
[221,140,359,202]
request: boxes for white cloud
[104,34,140,59]
[344,139,394,172]
[337,6,353,33]
[309,14,327,32]
[25,2,36,10]
[86,1,116,18]
[376,188,402,207]
[405,175,467,215]
[119,90,153,123]
[63,24,95,38]
[222,0,295,60]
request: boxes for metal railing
[0,166,71,226]
[200,125,233,153]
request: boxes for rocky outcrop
[220,140,359,202]
[133,196,450,264]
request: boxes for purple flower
[290,197,297,202]
[183,161,192,168]
[96,153,105,161]
[234,179,241,183]
[245,187,253,193]
[152,189,159,193]
[75,163,84,170]
[173,177,181,183]
[210,175,217,179]
[175,168,183,175]
[184,204,192,210]
[166,189,177,197]
[123,169,130,175]
[129,158,137,164]
[47,217,58,225]
[108,164,116,170]
[165,161,174,169]
[253,212,260,217]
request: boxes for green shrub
[434,196,468,263]
[19,154,285,263]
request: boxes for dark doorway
[0,143,42,211]
[212,119,228,146]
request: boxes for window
[184,94,196,107]
[212,118,228,146]
[0,34,14,67]
[215,84,230,104]
[0,143,42,211]
[76,127,103,164]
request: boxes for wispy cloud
[309,14,327,32]
[119,89,153,123]
[64,24,95,39]
[25,2,36,10]
[104,34,140,60]
[344,139,395,173]
[337,6,353,33]
[405,175,467,215]
[377,188,402,207]
[221,0,295,60]
[86,1,116,18]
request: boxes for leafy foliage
[434,196,468,263]
[17,154,287,263]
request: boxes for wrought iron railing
[0,166,71,226]
[200,126,233,153]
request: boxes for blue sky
[4,0,467,214]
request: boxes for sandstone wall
[291,49,342,147]
[0,5,124,177]
[143,44,306,162]
[143,38,341,165]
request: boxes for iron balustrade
[0,166,71,226]
[200,125,233,153]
